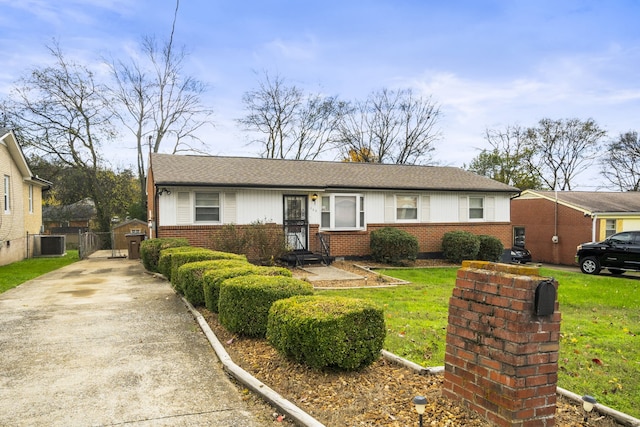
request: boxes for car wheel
[580,257,601,275]
[609,268,624,275]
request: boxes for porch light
[311,193,318,202]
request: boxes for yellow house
[0,128,51,266]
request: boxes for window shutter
[420,195,430,222]
[224,193,236,223]
[384,193,395,222]
[485,196,495,221]
[459,196,468,222]
[177,192,190,224]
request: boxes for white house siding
[236,189,284,224]
[159,188,512,227]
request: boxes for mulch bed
[198,260,624,426]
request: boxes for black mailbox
[535,279,556,316]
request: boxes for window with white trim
[3,176,9,213]
[605,219,617,238]
[396,195,418,221]
[320,194,365,230]
[194,192,220,222]
[469,196,484,219]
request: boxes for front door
[283,195,308,251]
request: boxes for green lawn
[317,266,640,418]
[0,251,79,293]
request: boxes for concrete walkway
[0,256,259,427]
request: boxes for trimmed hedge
[441,231,481,263]
[157,246,203,280]
[267,295,386,370]
[218,275,313,337]
[203,266,292,313]
[370,227,419,264]
[168,249,246,283]
[140,238,189,272]
[477,234,504,262]
[174,259,251,305]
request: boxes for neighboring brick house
[147,154,519,260]
[0,128,51,266]
[511,190,640,266]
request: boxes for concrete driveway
[0,256,258,426]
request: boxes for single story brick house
[511,190,640,265]
[147,154,519,259]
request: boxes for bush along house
[146,154,519,262]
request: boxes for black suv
[576,231,640,275]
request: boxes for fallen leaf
[592,358,603,365]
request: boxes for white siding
[236,190,284,224]
[158,187,513,226]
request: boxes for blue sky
[1,0,639,188]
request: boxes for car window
[609,232,633,244]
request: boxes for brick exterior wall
[160,222,513,259]
[443,261,560,427]
[511,199,595,265]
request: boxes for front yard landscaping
[317,266,640,419]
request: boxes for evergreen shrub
[218,275,313,337]
[203,266,292,313]
[168,250,246,284]
[174,259,251,305]
[140,238,189,272]
[442,231,480,263]
[370,227,419,264]
[477,235,505,262]
[267,295,386,370]
[157,246,202,280]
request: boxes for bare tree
[466,125,541,189]
[107,0,213,206]
[3,43,117,231]
[336,88,441,164]
[601,131,640,191]
[524,118,606,190]
[238,72,343,160]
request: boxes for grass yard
[0,250,79,294]
[316,266,640,418]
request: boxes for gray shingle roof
[529,190,640,213]
[150,154,519,193]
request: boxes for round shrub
[267,295,386,370]
[203,266,292,313]
[477,235,504,262]
[370,227,419,264]
[441,231,480,263]
[140,238,189,272]
[174,259,250,305]
[218,275,313,337]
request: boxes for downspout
[591,214,598,242]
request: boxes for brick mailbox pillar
[442,261,561,427]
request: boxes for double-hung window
[194,192,220,222]
[320,194,365,230]
[396,195,418,221]
[605,219,617,238]
[469,197,484,220]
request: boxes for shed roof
[517,190,640,213]
[150,154,519,193]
